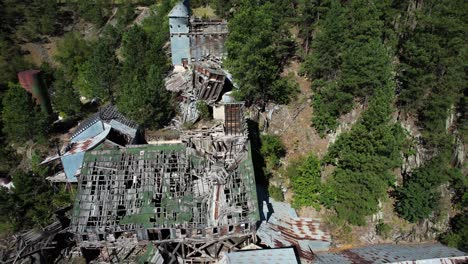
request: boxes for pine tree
[325,87,405,225]
[1,83,48,143]
[51,72,82,117]
[225,1,294,105]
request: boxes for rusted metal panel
[257,200,331,262]
[313,243,468,264]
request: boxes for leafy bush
[376,221,391,239]
[196,101,211,120]
[440,212,468,251]
[260,134,285,172]
[289,154,322,210]
[268,185,284,202]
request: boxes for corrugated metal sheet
[71,104,138,142]
[190,34,226,62]
[220,248,298,264]
[71,121,105,142]
[109,120,137,137]
[313,243,467,264]
[257,199,331,261]
[61,124,111,182]
[17,70,40,94]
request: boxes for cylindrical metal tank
[17,70,53,116]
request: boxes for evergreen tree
[0,170,72,231]
[75,30,120,101]
[17,0,57,39]
[51,71,82,117]
[1,83,48,143]
[75,0,111,27]
[117,4,175,128]
[294,0,331,54]
[54,33,92,82]
[440,211,468,251]
[325,87,405,225]
[225,1,294,105]
[303,0,396,135]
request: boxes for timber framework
[71,103,259,263]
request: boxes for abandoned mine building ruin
[169,0,227,67]
[67,2,261,263]
[4,1,468,264]
[70,102,260,263]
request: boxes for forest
[0,0,466,252]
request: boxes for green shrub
[289,154,322,210]
[196,101,212,120]
[268,185,284,202]
[376,221,391,239]
[260,134,285,171]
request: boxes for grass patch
[192,6,217,19]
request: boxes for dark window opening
[114,232,123,239]
[161,229,171,240]
[228,225,234,233]
[147,230,158,241]
[213,227,218,234]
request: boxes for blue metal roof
[71,121,105,142]
[222,248,298,264]
[62,125,111,182]
[61,153,83,182]
[169,1,189,17]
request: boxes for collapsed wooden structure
[165,56,229,125]
[0,207,72,264]
[71,103,259,263]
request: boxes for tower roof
[169,0,189,18]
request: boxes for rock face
[399,116,427,179]
[327,105,363,146]
[452,136,465,167]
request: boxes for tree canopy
[1,83,48,143]
[225,0,296,106]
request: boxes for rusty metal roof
[257,199,331,262]
[220,248,298,264]
[17,70,40,94]
[312,243,467,264]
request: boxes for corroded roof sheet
[257,199,331,261]
[313,243,467,264]
[221,248,298,264]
